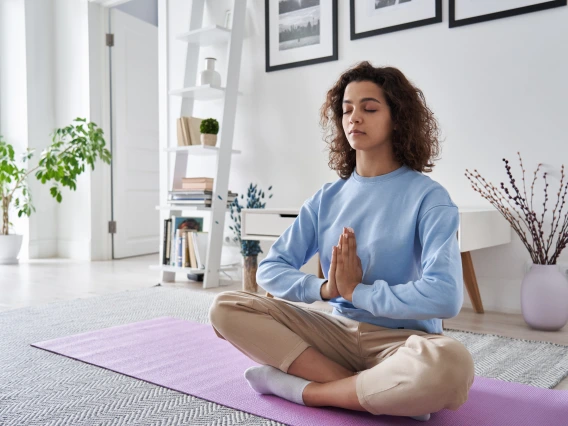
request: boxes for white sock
[246,366,431,421]
[409,413,431,421]
[244,365,310,406]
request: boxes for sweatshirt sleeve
[256,200,326,304]
[351,205,463,320]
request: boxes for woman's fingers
[342,234,349,264]
[349,230,356,265]
[330,245,337,268]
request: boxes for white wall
[53,0,92,260]
[24,0,58,258]
[165,0,568,313]
[0,0,30,253]
[116,0,157,27]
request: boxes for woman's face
[341,81,394,152]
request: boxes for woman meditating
[209,61,475,422]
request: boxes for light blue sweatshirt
[256,164,463,334]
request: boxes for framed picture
[173,216,204,233]
[449,0,567,28]
[265,0,338,72]
[350,0,442,40]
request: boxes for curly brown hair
[319,61,441,179]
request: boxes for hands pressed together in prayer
[320,227,363,302]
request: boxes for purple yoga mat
[32,317,568,426]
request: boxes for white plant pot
[0,234,23,264]
[201,133,217,147]
[521,264,568,331]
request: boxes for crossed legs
[287,346,365,411]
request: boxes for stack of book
[177,116,203,146]
[163,216,207,268]
[164,226,207,268]
[168,177,237,207]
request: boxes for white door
[110,8,159,258]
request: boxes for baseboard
[57,239,92,260]
[28,238,58,259]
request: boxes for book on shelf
[193,232,208,268]
[186,231,208,269]
[161,220,236,271]
[169,194,213,200]
[169,189,237,196]
[182,182,215,190]
[169,215,204,266]
[168,194,237,202]
[164,226,209,269]
[167,200,235,208]
[187,231,197,268]
[181,177,214,183]
[176,116,203,146]
[176,118,187,146]
[163,218,172,265]
[167,188,237,206]
[176,229,183,267]
[170,189,213,195]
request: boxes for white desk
[241,207,512,314]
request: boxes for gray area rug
[1,286,567,426]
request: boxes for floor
[2,253,567,390]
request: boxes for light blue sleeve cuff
[303,274,326,304]
[351,282,379,313]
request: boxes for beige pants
[209,291,475,417]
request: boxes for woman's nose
[350,114,361,124]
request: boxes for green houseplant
[229,183,273,292]
[200,118,219,147]
[0,118,111,264]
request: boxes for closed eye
[343,110,376,115]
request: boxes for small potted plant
[229,183,273,293]
[465,152,568,331]
[200,118,219,147]
[0,118,111,264]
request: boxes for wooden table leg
[461,251,484,313]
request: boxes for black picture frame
[265,0,338,73]
[350,0,442,40]
[449,0,567,28]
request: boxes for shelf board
[169,84,243,100]
[164,145,241,155]
[176,25,231,46]
[150,263,240,274]
[156,205,232,211]
[241,235,279,242]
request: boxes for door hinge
[106,33,114,47]
[108,221,117,234]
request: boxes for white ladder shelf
[153,0,247,288]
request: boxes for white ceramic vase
[521,263,568,331]
[200,58,221,88]
[0,234,23,264]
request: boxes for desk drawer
[244,212,297,237]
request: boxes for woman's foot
[409,413,431,421]
[244,365,310,406]
[245,365,431,421]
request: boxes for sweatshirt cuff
[351,282,379,312]
[303,275,326,304]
